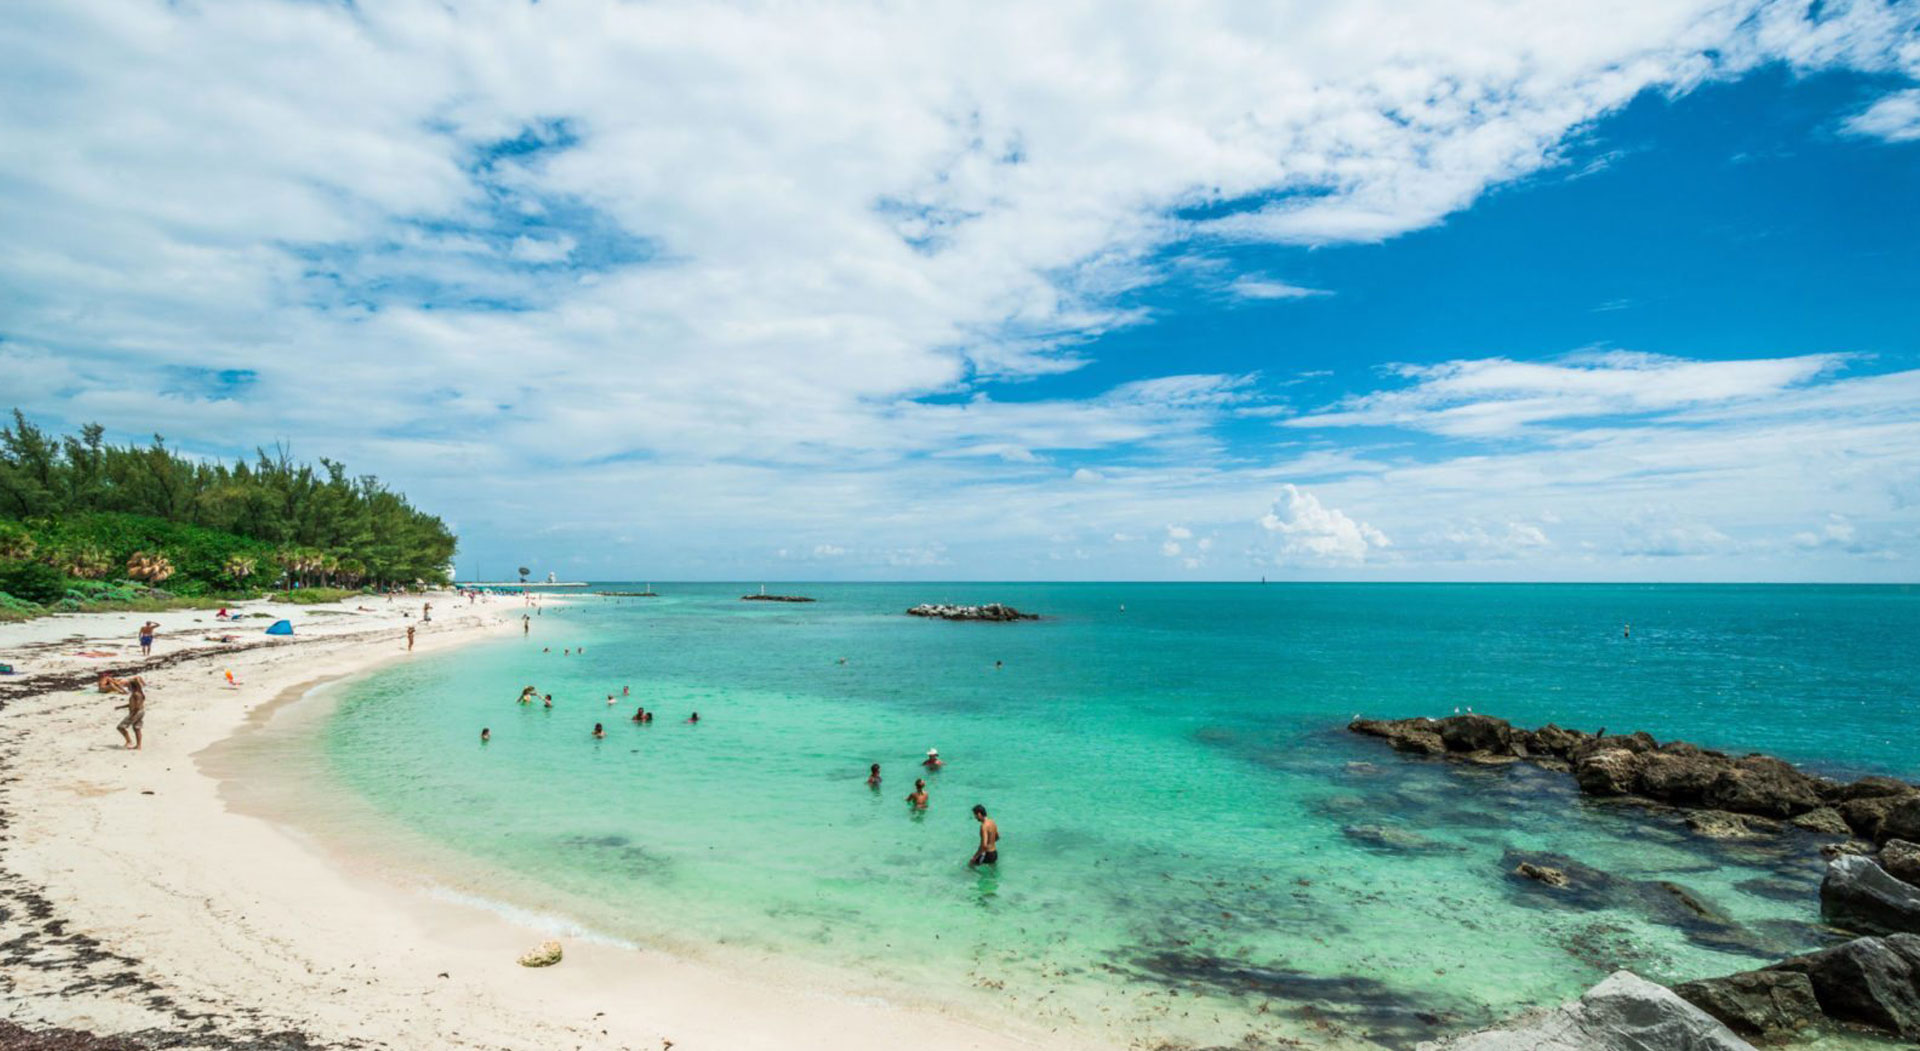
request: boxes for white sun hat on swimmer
[927,748,939,756]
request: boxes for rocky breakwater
[740,593,815,602]
[905,603,1038,622]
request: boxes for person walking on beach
[406,625,416,651]
[970,804,998,868]
[906,778,928,809]
[422,601,432,623]
[922,748,943,770]
[867,763,882,787]
[137,621,159,657]
[114,677,147,750]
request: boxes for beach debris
[517,940,563,967]
[1821,854,1920,936]
[905,603,1037,622]
[1414,970,1758,1051]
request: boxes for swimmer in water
[481,728,491,743]
[922,748,943,770]
[631,706,646,723]
[543,693,554,708]
[592,723,605,739]
[687,712,700,724]
[867,763,882,787]
[906,778,928,809]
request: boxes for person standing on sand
[970,804,998,867]
[523,614,530,635]
[137,621,159,657]
[406,625,416,651]
[114,678,147,750]
[906,778,928,809]
[422,601,432,623]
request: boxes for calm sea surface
[318,584,1918,1048]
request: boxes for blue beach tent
[264,619,294,636]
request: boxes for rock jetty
[1675,933,1920,1040]
[740,594,815,602]
[1348,713,1918,847]
[905,603,1037,621]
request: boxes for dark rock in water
[1569,732,1659,762]
[1343,823,1450,852]
[740,593,815,602]
[1822,838,1876,859]
[1763,933,1920,1038]
[1415,971,1758,1051]
[1824,776,1920,804]
[1133,950,1463,1047]
[1637,752,1723,805]
[1821,854,1920,935]
[1789,807,1851,837]
[1883,840,1920,885]
[1671,969,1821,1040]
[905,602,1037,621]
[1703,757,1823,819]
[1503,851,1781,959]
[1840,792,1920,842]
[1439,714,1513,754]
[1526,723,1590,757]
[1686,810,1765,840]
[1883,796,1920,844]
[1514,862,1569,888]
[1573,749,1641,796]
[1736,875,1817,904]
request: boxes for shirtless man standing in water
[970,804,998,867]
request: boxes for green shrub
[0,560,66,604]
[0,590,42,621]
[272,587,364,605]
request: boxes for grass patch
[269,587,365,605]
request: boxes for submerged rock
[1821,854,1920,935]
[1671,969,1821,1041]
[1415,970,1757,1051]
[1342,823,1446,852]
[1686,811,1764,840]
[1515,862,1570,888]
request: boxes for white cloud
[1166,525,1193,539]
[1228,276,1330,301]
[1846,88,1920,142]
[1259,485,1390,564]
[2,1,1917,580]
[1289,351,1847,438]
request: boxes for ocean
[312,583,1917,1048]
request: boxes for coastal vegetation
[0,410,455,619]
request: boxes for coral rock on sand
[1415,971,1757,1051]
[1821,854,1920,936]
[1514,863,1570,888]
[517,940,563,967]
[1671,970,1821,1041]
[1761,933,1920,1038]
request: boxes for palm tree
[224,553,257,584]
[0,523,35,561]
[127,551,176,584]
[59,542,112,579]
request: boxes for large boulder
[1702,757,1822,818]
[1527,723,1588,757]
[1671,970,1821,1041]
[1821,854,1920,936]
[1638,752,1728,805]
[1764,934,1920,1038]
[1883,795,1920,844]
[1788,807,1850,837]
[1415,971,1757,1051]
[1569,732,1659,763]
[1438,714,1514,755]
[1824,776,1919,804]
[1841,792,1920,841]
[1349,717,1447,756]
[1573,749,1643,797]
[1883,840,1920,885]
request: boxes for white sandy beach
[0,594,1090,1051]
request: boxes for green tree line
[0,409,456,600]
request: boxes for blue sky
[2,0,1918,581]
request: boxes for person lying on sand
[98,672,127,694]
[114,678,147,750]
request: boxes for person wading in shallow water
[114,677,147,750]
[906,779,928,809]
[969,804,999,868]
[406,625,416,651]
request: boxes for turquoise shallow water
[320,584,1918,1048]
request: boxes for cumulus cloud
[1845,89,1920,142]
[2,1,1917,579]
[1259,485,1390,564]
